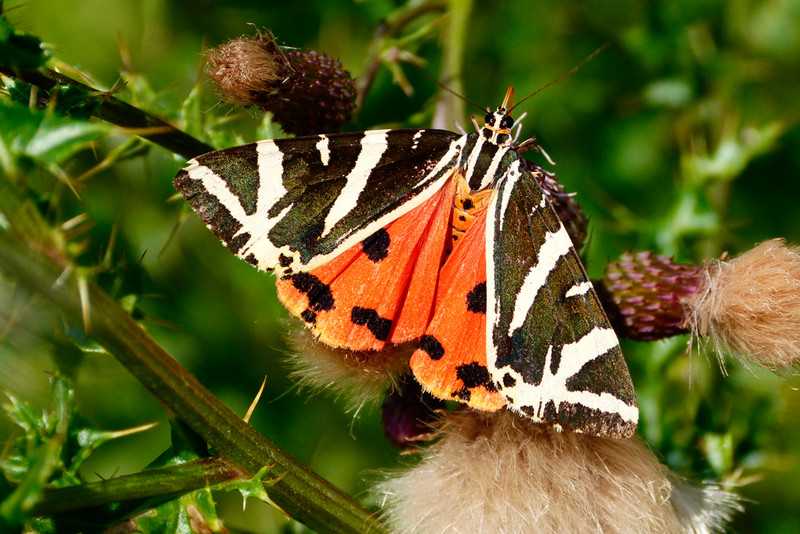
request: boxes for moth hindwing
[175,94,638,439]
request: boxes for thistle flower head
[205,32,356,135]
[600,239,800,371]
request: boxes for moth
[174,88,638,438]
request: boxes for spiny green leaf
[0,437,62,526]
[0,97,108,173]
[4,80,101,118]
[221,464,274,505]
[0,376,159,525]
[26,113,107,164]
[112,486,228,534]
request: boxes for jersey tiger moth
[174,87,638,439]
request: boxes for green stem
[0,229,389,534]
[432,0,472,129]
[32,457,243,515]
[0,66,214,159]
[355,0,448,112]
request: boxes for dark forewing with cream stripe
[174,129,462,275]
[485,157,638,438]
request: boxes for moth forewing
[175,129,463,277]
[485,156,638,439]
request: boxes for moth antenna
[501,86,515,110]
[412,66,489,113]
[511,43,609,112]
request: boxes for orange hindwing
[276,177,457,351]
[410,208,504,411]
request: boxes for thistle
[599,240,800,370]
[205,32,356,135]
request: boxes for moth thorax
[482,129,512,146]
[446,176,493,256]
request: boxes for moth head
[481,108,515,145]
[480,86,516,146]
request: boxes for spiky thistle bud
[205,32,356,135]
[599,251,704,341]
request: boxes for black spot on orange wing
[456,362,494,390]
[361,228,391,263]
[418,334,445,360]
[290,272,335,312]
[465,281,486,313]
[410,209,505,412]
[351,306,392,342]
[301,309,317,325]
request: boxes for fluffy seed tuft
[283,321,410,410]
[669,479,744,534]
[205,33,286,105]
[375,411,738,533]
[686,238,800,369]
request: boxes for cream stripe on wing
[321,131,389,237]
[507,224,573,334]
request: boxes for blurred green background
[2,0,800,532]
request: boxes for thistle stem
[0,66,214,159]
[0,228,388,533]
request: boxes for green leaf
[114,486,228,534]
[0,97,108,175]
[0,376,158,526]
[0,438,62,526]
[26,112,107,164]
[222,465,273,505]
[0,381,69,525]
